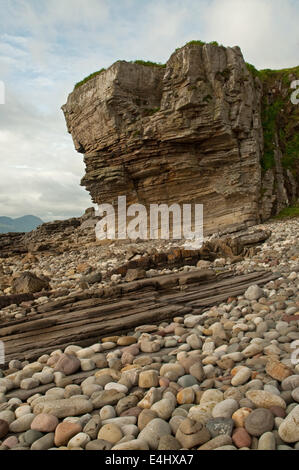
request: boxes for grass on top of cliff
[133,60,166,68]
[74,69,106,89]
[258,65,299,85]
[74,61,165,89]
[246,63,299,82]
[175,40,222,52]
[273,204,299,220]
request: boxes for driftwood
[0,269,278,364]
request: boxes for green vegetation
[72,47,298,184]
[185,40,220,47]
[132,130,142,138]
[246,63,299,83]
[245,62,260,78]
[245,63,299,173]
[73,40,225,90]
[218,68,230,80]
[175,40,222,52]
[144,107,160,116]
[184,40,206,47]
[283,134,299,170]
[133,60,166,68]
[203,94,213,102]
[273,204,299,219]
[74,69,106,89]
[259,65,299,85]
[73,59,166,90]
[261,98,284,170]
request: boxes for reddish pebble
[269,406,286,418]
[0,419,9,439]
[54,353,81,375]
[47,353,61,367]
[282,315,299,323]
[120,407,142,417]
[31,413,59,432]
[2,436,18,449]
[159,377,170,387]
[156,330,166,337]
[122,344,140,356]
[54,422,82,447]
[163,324,176,334]
[232,427,252,448]
[121,352,134,365]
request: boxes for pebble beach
[0,218,298,451]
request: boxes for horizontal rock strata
[1,269,277,364]
[62,43,264,235]
[62,42,298,235]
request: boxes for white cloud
[0,90,92,221]
[201,0,299,69]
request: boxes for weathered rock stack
[62,42,298,236]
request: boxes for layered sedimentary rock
[62,43,265,236]
[1,269,277,364]
[0,210,94,258]
[63,43,299,234]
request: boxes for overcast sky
[0,0,298,221]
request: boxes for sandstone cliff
[62,42,298,236]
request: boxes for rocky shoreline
[0,217,298,450]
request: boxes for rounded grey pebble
[277,445,295,450]
[85,439,113,450]
[291,388,299,403]
[172,408,188,418]
[9,445,30,450]
[200,379,215,389]
[177,375,198,387]
[273,430,284,446]
[206,418,234,438]
[215,445,237,450]
[280,391,293,404]
[245,408,274,437]
[264,385,280,396]
[286,403,298,414]
[239,398,254,408]
[30,433,55,451]
[158,435,181,450]
[21,430,43,446]
[257,432,276,450]
[281,376,299,391]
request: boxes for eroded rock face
[62,43,264,235]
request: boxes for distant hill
[0,215,43,233]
